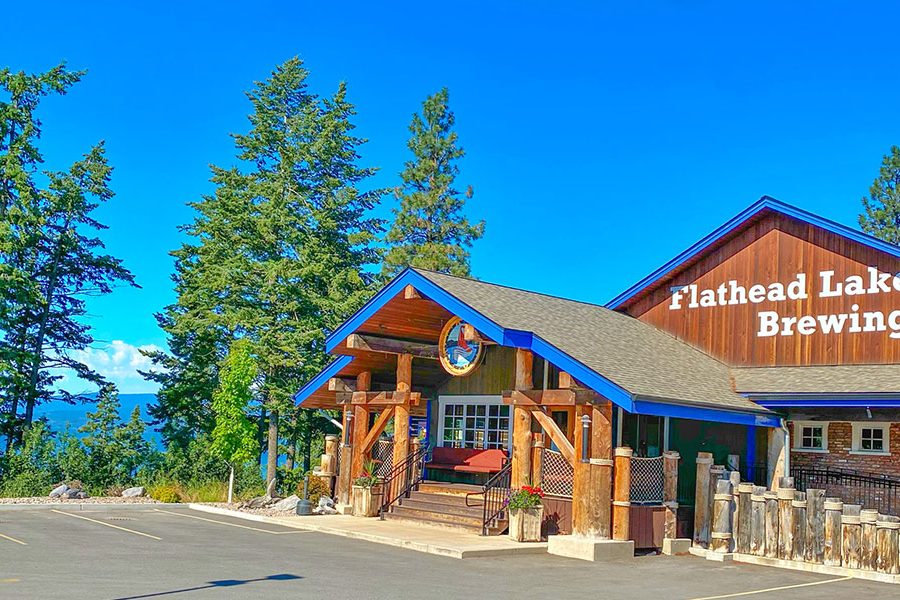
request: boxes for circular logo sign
[438,316,484,376]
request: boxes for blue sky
[4,1,899,393]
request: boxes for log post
[663,450,680,541]
[791,491,807,561]
[337,442,352,507]
[350,372,372,479]
[708,465,726,547]
[728,471,741,552]
[710,479,733,554]
[823,498,843,566]
[749,485,766,556]
[777,484,795,560]
[860,509,879,571]
[876,515,900,575]
[805,488,825,564]
[589,400,613,539]
[612,446,632,541]
[841,504,862,569]
[511,349,533,489]
[693,452,713,548]
[572,405,590,535]
[392,354,413,485]
[736,482,753,554]
[322,434,339,476]
[764,491,779,558]
[409,437,422,485]
[531,434,545,489]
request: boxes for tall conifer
[860,145,900,244]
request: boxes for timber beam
[403,284,421,299]
[531,409,576,465]
[346,333,439,360]
[502,389,594,406]
[336,390,422,406]
[361,407,395,453]
[328,377,356,392]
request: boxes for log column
[842,504,862,569]
[736,483,753,554]
[510,349,533,489]
[693,452,713,548]
[612,446,632,541]
[663,451,680,541]
[860,509,879,571]
[710,479,733,554]
[749,486,766,556]
[876,515,900,575]
[764,491,779,558]
[806,488,825,564]
[350,371,372,479]
[392,353,413,474]
[777,484,795,560]
[531,434,545,488]
[824,498,843,566]
[589,400,613,539]
[791,491,807,561]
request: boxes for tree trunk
[285,411,297,471]
[227,464,235,504]
[266,408,279,489]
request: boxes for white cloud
[56,340,163,395]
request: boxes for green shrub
[298,473,331,506]
[147,482,182,503]
[179,481,227,503]
[0,471,54,498]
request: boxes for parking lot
[0,507,893,599]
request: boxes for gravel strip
[0,496,162,505]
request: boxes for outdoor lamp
[581,414,591,462]
[345,412,354,446]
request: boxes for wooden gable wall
[621,211,900,366]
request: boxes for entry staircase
[382,482,507,534]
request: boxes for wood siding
[437,345,518,396]
[625,212,900,366]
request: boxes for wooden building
[294,196,900,547]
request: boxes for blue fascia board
[324,269,506,353]
[633,398,783,428]
[606,196,900,310]
[755,397,900,408]
[293,355,354,405]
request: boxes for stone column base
[662,538,692,555]
[547,535,634,562]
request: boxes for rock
[273,495,300,512]
[62,489,88,500]
[265,478,277,498]
[49,484,69,498]
[122,486,145,498]
[313,496,337,515]
[245,495,275,509]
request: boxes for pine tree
[860,145,900,244]
[211,339,258,503]
[145,58,384,486]
[382,88,484,277]
[80,384,149,490]
[0,65,135,449]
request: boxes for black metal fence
[791,465,900,515]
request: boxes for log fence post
[737,482,753,554]
[531,434,544,489]
[693,452,713,548]
[777,483,795,560]
[791,491,807,561]
[708,465,725,548]
[823,498,843,566]
[876,515,900,575]
[710,479,733,554]
[860,509,879,571]
[805,488,825,564]
[764,490,779,559]
[749,485,766,556]
[612,446,632,541]
[663,450,680,541]
[729,471,740,552]
[841,504,862,569]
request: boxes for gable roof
[732,364,900,397]
[605,196,900,310]
[315,267,779,427]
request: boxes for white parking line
[0,532,26,546]
[50,510,161,541]
[153,508,310,535]
[688,576,854,599]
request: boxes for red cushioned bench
[425,447,508,474]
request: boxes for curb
[186,503,548,559]
[0,502,186,512]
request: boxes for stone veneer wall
[788,421,900,479]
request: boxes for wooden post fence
[749,485,766,556]
[693,452,713,548]
[711,479,733,554]
[824,498,843,566]
[737,482,752,553]
[791,491,807,561]
[842,504,862,569]
[777,481,795,560]
[876,515,900,575]
[764,490,779,558]
[860,509,879,571]
[805,488,825,564]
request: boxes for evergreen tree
[210,339,258,503]
[0,65,135,449]
[382,88,484,277]
[145,58,384,486]
[860,145,900,244]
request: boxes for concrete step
[398,497,485,518]
[407,491,482,508]
[383,511,484,534]
[390,505,484,528]
[418,482,484,497]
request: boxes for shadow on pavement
[111,573,302,599]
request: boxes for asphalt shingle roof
[414,269,772,415]
[732,365,900,395]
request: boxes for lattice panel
[372,439,394,477]
[631,456,664,504]
[541,448,574,498]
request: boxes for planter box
[509,506,544,542]
[351,484,382,517]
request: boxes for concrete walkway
[188,503,548,559]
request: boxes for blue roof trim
[293,355,354,405]
[754,396,900,408]
[606,196,900,310]
[324,269,506,353]
[633,398,782,428]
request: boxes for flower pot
[509,506,544,542]
[351,484,382,517]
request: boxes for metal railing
[741,463,769,486]
[378,443,430,519]
[470,460,512,536]
[791,465,900,515]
